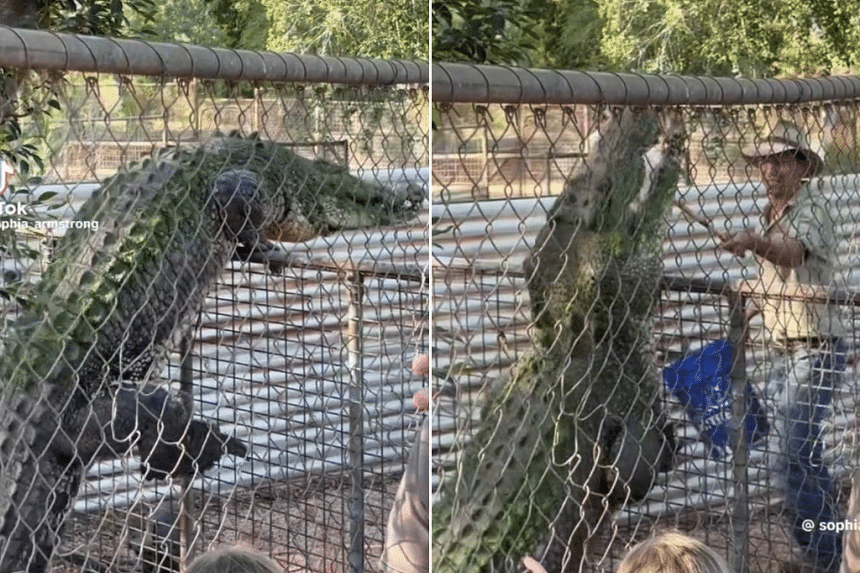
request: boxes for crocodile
[433,108,684,573]
[0,135,424,573]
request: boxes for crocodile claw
[139,419,248,480]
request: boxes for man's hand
[719,227,806,268]
[411,354,430,411]
[411,354,429,377]
[718,228,759,258]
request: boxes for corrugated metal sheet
[0,174,430,513]
[431,174,860,520]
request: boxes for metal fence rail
[432,61,860,104]
[0,26,428,85]
[432,64,860,573]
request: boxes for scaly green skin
[0,136,423,573]
[433,109,683,573]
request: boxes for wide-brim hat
[741,122,824,177]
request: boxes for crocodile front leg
[0,382,248,573]
[109,384,247,480]
[72,383,248,480]
[122,384,247,479]
[214,169,289,273]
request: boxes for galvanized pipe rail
[433,61,860,105]
[0,25,428,85]
[257,251,428,284]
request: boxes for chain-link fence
[0,27,428,573]
[432,63,860,573]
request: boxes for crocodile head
[262,162,426,243]
[208,138,425,243]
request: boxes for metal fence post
[346,270,366,573]
[727,289,749,573]
[179,331,196,569]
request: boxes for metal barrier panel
[432,65,860,573]
[0,28,428,573]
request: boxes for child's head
[617,533,730,573]
[186,545,283,573]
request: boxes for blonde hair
[617,533,730,573]
[186,545,283,573]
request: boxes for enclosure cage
[431,64,860,573]
[0,28,429,573]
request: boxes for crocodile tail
[0,391,84,573]
[532,460,604,573]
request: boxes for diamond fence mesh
[432,65,860,573]
[0,29,428,573]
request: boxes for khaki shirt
[381,419,429,573]
[756,182,843,345]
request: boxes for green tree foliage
[263,0,428,60]
[532,0,608,69]
[124,0,267,49]
[596,0,860,75]
[126,0,229,47]
[433,0,541,64]
[433,0,860,75]
[0,0,154,34]
[204,0,268,49]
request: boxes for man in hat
[720,122,846,570]
[720,122,829,291]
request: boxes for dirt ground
[53,472,402,573]
[51,470,850,573]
